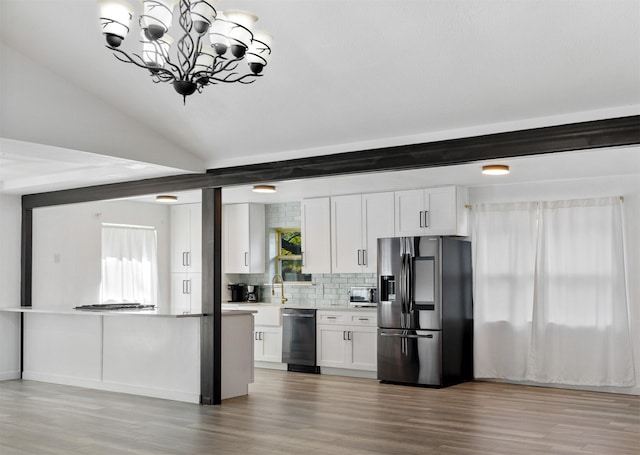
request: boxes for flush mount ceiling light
[156,194,178,202]
[482,164,510,175]
[252,184,276,193]
[98,0,273,103]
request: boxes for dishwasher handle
[283,313,315,318]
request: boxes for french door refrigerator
[377,236,473,387]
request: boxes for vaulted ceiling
[1,0,638,195]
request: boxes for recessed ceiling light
[252,184,277,193]
[156,195,178,202]
[482,164,510,175]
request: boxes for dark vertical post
[20,205,32,307]
[200,187,222,405]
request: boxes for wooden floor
[0,370,638,455]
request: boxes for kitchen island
[0,307,255,403]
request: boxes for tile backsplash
[225,201,377,306]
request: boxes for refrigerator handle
[380,332,434,339]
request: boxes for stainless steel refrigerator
[377,236,473,387]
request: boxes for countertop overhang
[0,307,256,318]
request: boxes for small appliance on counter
[348,287,377,307]
[246,285,259,302]
[227,283,246,302]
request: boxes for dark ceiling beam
[205,115,640,185]
[23,115,640,209]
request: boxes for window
[101,224,159,304]
[275,228,311,282]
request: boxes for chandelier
[98,0,273,103]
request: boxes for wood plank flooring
[1,369,638,454]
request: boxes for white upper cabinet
[301,197,331,274]
[170,203,202,273]
[223,203,265,274]
[331,192,394,274]
[394,186,469,237]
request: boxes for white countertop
[0,307,256,318]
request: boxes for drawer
[317,312,347,324]
[350,314,376,326]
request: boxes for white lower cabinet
[223,304,284,365]
[254,326,283,363]
[317,310,377,372]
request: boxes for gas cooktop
[74,303,156,311]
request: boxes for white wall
[32,200,171,310]
[0,194,21,379]
[469,173,640,394]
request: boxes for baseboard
[320,367,377,379]
[0,371,21,381]
[255,361,287,371]
[477,378,640,396]
[22,371,200,403]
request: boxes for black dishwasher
[282,308,320,374]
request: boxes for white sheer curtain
[473,197,635,387]
[527,197,634,386]
[473,202,538,380]
[101,224,158,305]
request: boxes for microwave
[348,287,377,307]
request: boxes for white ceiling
[0,0,639,196]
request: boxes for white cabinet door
[301,198,331,274]
[331,194,363,274]
[394,189,426,236]
[254,326,283,363]
[171,205,191,273]
[171,272,201,315]
[223,204,250,273]
[424,186,457,235]
[223,203,265,274]
[317,325,348,368]
[362,192,395,273]
[348,327,377,371]
[171,204,202,273]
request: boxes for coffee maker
[227,283,246,302]
[246,285,259,302]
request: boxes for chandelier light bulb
[98,0,135,48]
[140,0,179,40]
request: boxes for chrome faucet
[271,274,288,304]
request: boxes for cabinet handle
[347,331,352,341]
[259,332,263,341]
[301,251,305,266]
[357,249,361,265]
[182,252,186,266]
[182,279,187,294]
[186,280,191,295]
[343,331,347,341]
[359,318,369,321]
[244,252,248,267]
[424,210,430,228]
[362,249,367,266]
[419,211,424,228]
[327,316,336,319]
[186,251,191,267]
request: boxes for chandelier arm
[174,0,195,80]
[212,58,242,74]
[109,46,178,82]
[207,73,260,84]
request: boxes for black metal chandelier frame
[100,0,271,103]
